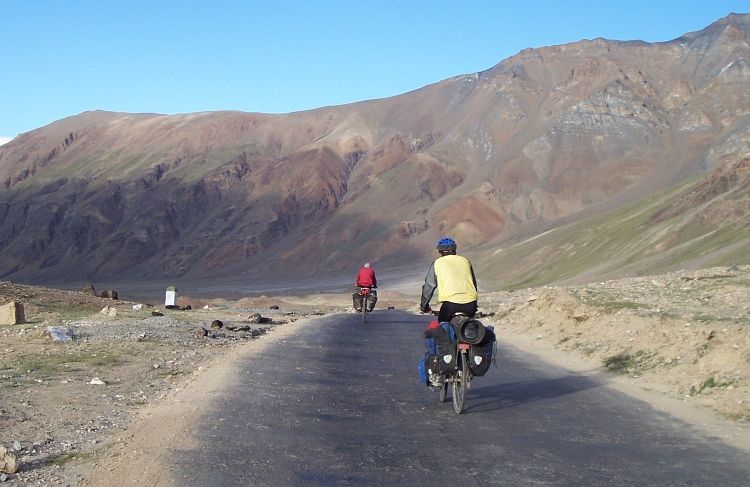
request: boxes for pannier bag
[352,292,363,312]
[366,290,377,312]
[468,325,497,377]
[418,321,458,384]
[352,288,377,312]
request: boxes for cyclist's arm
[420,263,437,312]
[469,263,478,293]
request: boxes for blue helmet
[436,237,457,254]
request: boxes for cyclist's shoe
[429,374,444,387]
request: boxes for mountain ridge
[1,13,749,289]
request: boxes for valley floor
[0,267,748,485]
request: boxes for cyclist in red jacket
[353,263,378,312]
[356,263,377,288]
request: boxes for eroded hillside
[0,14,749,286]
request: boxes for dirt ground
[1,269,749,485]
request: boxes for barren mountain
[1,14,749,287]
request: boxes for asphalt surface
[177,310,750,486]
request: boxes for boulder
[210,320,223,329]
[100,306,117,317]
[98,290,119,300]
[0,302,24,325]
[0,446,18,474]
[81,284,97,296]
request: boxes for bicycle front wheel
[452,351,468,414]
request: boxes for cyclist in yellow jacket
[420,237,478,322]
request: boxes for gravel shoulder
[482,266,750,452]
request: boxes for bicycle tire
[362,296,367,323]
[452,351,468,414]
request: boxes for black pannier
[352,288,377,312]
[468,325,496,377]
[418,321,457,384]
[352,291,363,311]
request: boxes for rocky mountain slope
[1,14,749,286]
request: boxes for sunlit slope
[474,155,750,289]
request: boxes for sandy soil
[1,269,749,485]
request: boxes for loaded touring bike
[420,312,496,414]
[357,287,376,323]
[437,314,471,413]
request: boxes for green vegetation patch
[596,300,646,313]
[12,350,120,376]
[602,350,654,374]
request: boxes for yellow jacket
[420,254,478,310]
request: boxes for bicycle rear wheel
[452,351,468,414]
[439,379,448,402]
[362,297,367,323]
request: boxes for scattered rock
[270,305,280,310]
[0,446,18,474]
[100,306,118,317]
[41,326,72,343]
[81,284,97,296]
[98,290,119,300]
[195,328,208,337]
[247,313,262,323]
[89,377,106,385]
[152,311,164,317]
[210,320,223,329]
[573,308,589,322]
[229,325,251,332]
[133,304,143,311]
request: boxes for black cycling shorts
[438,301,477,323]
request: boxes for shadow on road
[465,374,600,413]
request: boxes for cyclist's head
[364,263,370,268]
[436,237,457,255]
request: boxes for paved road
[176,310,750,486]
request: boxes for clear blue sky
[1,1,747,144]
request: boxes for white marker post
[165,286,178,308]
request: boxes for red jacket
[356,267,377,288]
